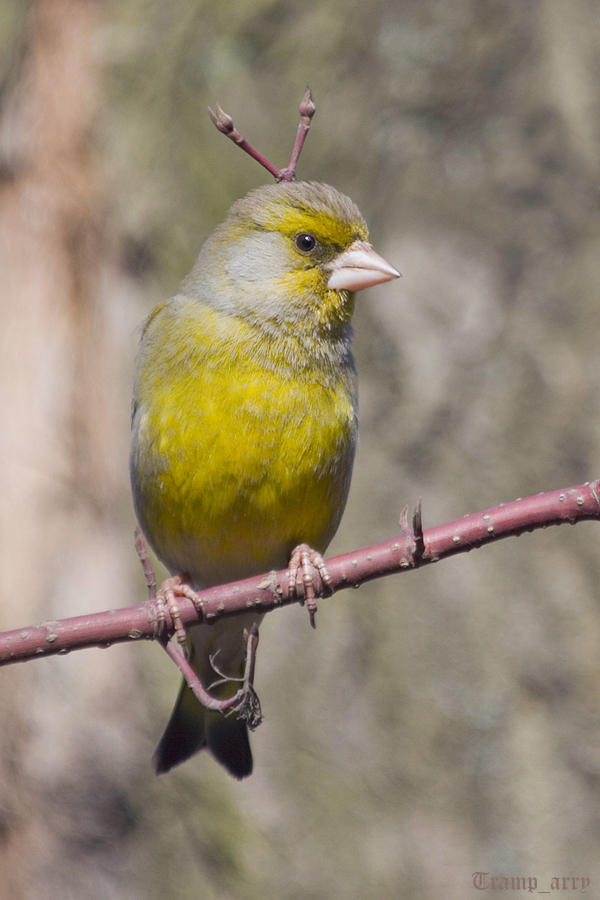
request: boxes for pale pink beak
[327,240,401,292]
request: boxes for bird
[130,177,400,779]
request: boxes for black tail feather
[206,714,253,780]
[153,681,253,778]
[152,683,207,774]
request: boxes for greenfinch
[130,180,399,778]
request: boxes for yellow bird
[130,179,399,778]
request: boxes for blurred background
[1,0,600,897]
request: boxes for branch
[0,480,598,667]
[208,86,316,182]
[159,627,262,725]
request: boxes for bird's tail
[152,631,254,779]
[152,677,207,774]
[152,677,253,778]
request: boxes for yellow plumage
[130,181,399,777]
[132,297,357,584]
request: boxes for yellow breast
[130,297,357,588]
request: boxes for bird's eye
[294,233,317,253]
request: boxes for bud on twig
[207,103,236,136]
[299,86,316,122]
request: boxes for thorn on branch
[399,499,425,566]
[134,526,156,603]
[413,497,424,561]
[207,87,316,183]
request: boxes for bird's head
[182,181,399,339]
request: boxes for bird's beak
[327,241,401,292]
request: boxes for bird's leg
[134,530,203,651]
[287,543,332,629]
[136,530,188,648]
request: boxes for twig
[0,480,599,666]
[208,87,316,182]
[159,630,260,723]
[134,526,156,602]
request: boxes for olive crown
[207,87,316,184]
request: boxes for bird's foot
[287,543,332,629]
[156,576,202,653]
[134,530,201,651]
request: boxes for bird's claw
[156,576,202,653]
[287,543,332,629]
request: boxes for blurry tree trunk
[0,1,143,895]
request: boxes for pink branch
[160,638,247,714]
[207,87,316,182]
[1,481,598,666]
[278,87,317,182]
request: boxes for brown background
[1,0,600,897]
